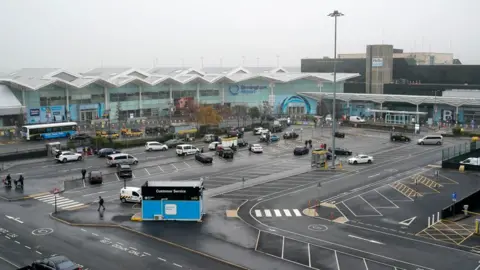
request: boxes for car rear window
[57,260,76,269]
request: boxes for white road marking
[4,236,10,239]
[171,164,178,171]
[62,203,84,209]
[173,263,183,268]
[132,173,136,178]
[293,209,302,216]
[274,209,282,217]
[145,168,151,175]
[92,233,99,236]
[264,209,272,217]
[364,258,369,269]
[116,242,123,245]
[0,255,19,268]
[255,210,262,217]
[334,250,340,270]
[399,216,417,226]
[475,264,480,270]
[184,161,191,168]
[358,196,383,216]
[348,235,384,245]
[307,243,311,267]
[25,246,31,249]
[281,236,285,259]
[158,257,166,261]
[81,229,87,232]
[374,189,399,208]
[143,252,151,256]
[158,166,164,172]
[15,241,20,244]
[103,238,110,240]
[5,215,23,224]
[82,191,106,197]
[129,247,137,250]
[115,173,120,181]
[368,173,380,178]
[36,251,42,255]
[283,209,292,217]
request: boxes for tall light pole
[328,10,344,169]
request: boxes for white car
[55,151,83,163]
[348,154,373,165]
[145,141,168,151]
[208,141,221,150]
[254,128,269,135]
[249,144,263,153]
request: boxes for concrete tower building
[365,44,394,94]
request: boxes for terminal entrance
[368,109,427,125]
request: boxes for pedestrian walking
[81,168,86,180]
[98,196,105,211]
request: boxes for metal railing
[442,141,480,161]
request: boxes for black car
[69,133,91,140]
[326,151,336,160]
[334,132,345,138]
[97,148,121,157]
[391,133,411,142]
[88,171,103,184]
[117,164,132,178]
[328,147,352,155]
[217,147,234,158]
[293,146,309,156]
[21,255,81,270]
[283,131,299,139]
[237,138,248,147]
[195,153,213,163]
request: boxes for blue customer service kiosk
[141,180,204,221]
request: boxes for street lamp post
[328,10,344,169]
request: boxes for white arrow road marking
[399,216,417,226]
[348,235,384,245]
[5,215,23,224]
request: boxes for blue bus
[21,122,78,140]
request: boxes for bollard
[437,212,440,222]
[459,165,465,172]
[428,216,431,227]
[432,214,435,224]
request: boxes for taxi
[99,130,119,139]
[126,128,143,137]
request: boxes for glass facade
[23,79,344,124]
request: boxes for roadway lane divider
[253,209,303,218]
[31,193,87,211]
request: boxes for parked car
[145,141,168,151]
[106,153,138,167]
[88,171,103,184]
[334,131,345,138]
[126,128,143,137]
[97,148,121,157]
[195,152,213,163]
[293,146,309,156]
[117,164,133,178]
[203,134,216,143]
[69,133,91,140]
[254,127,268,135]
[99,130,119,139]
[348,154,374,165]
[391,133,411,142]
[20,255,82,270]
[237,138,248,147]
[270,134,280,142]
[217,146,235,158]
[208,141,221,150]
[249,144,263,153]
[165,138,185,148]
[283,131,299,139]
[55,151,83,163]
[328,147,352,155]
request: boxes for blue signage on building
[229,85,267,96]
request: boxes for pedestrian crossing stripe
[254,209,303,217]
[33,194,86,210]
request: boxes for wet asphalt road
[0,202,243,270]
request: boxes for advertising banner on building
[26,105,66,124]
[274,95,317,115]
[372,58,384,67]
[141,186,201,201]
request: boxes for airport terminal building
[0,67,359,127]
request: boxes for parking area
[417,219,477,246]
[332,169,480,236]
[255,230,405,270]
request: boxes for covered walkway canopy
[299,92,480,107]
[0,85,24,116]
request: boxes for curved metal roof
[0,67,360,91]
[299,92,480,107]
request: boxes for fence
[442,141,480,161]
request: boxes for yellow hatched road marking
[390,182,422,197]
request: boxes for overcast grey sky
[0,0,477,71]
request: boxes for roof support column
[196,83,200,103]
[65,87,70,120]
[104,87,109,111]
[317,82,323,93]
[456,106,459,125]
[416,104,419,124]
[169,84,173,101]
[269,82,275,113]
[221,82,225,105]
[139,85,143,117]
[22,89,26,106]
[346,100,351,117]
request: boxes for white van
[417,135,443,145]
[176,144,200,156]
[460,158,480,166]
[120,187,141,203]
[106,153,138,167]
[349,116,366,123]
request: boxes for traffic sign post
[51,188,60,213]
